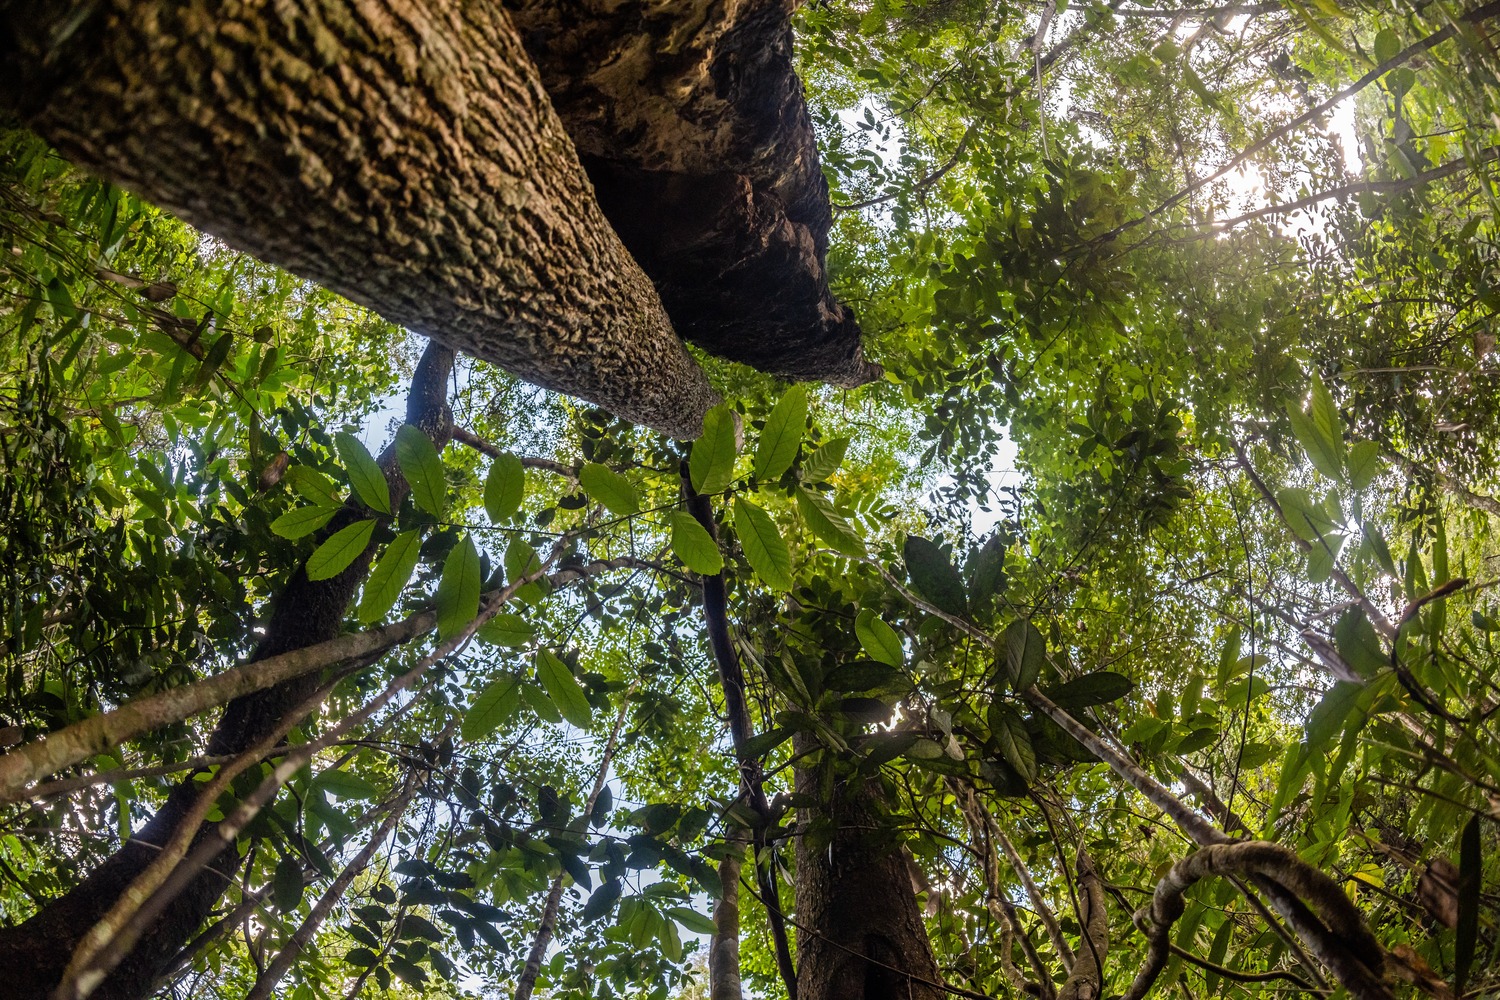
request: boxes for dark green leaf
[802,436,849,483]
[1002,619,1046,692]
[987,703,1038,782]
[794,486,865,555]
[359,529,422,624]
[1456,814,1481,996]
[904,536,968,616]
[1045,671,1134,709]
[271,504,338,540]
[476,612,534,647]
[855,609,904,667]
[273,855,304,912]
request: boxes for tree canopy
[1,1,1499,1000]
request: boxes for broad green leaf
[691,404,739,495]
[1002,619,1045,691]
[794,486,865,555]
[285,465,341,507]
[306,518,376,581]
[667,906,719,936]
[754,385,808,480]
[824,661,911,696]
[987,703,1038,782]
[395,424,446,517]
[477,612,534,647]
[484,452,525,523]
[903,536,968,617]
[435,535,480,641]
[1305,680,1362,753]
[1046,671,1134,709]
[461,676,522,741]
[968,533,1008,607]
[1345,440,1382,490]
[1286,373,1344,479]
[1373,27,1401,64]
[802,436,849,483]
[855,609,904,667]
[336,432,390,514]
[536,649,592,728]
[273,855,304,913]
[740,725,797,758]
[668,511,723,575]
[733,497,792,590]
[579,463,639,516]
[1333,609,1385,678]
[1174,728,1220,754]
[271,504,338,540]
[507,537,547,604]
[358,529,422,624]
[314,768,379,800]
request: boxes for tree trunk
[0,344,455,1000]
[0,0,720,438]
[793,739,945,1000]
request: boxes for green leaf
[1345,440,1382,490]
[336,432,390,514]
[987,703,1038,782]
[754,385,808,480]
[1305,681,1361,753]
[1174,728,1220,754]
[667,906,719,935]
[668,511,723,575]
[691,404,739,495]
[1046,671,1134,709]
[273,855,304,912]
[733,498,792,590]
[285,465,341,507]
[476,612,534,647]
[903,536,968,616]
[358,530,423,624]
[855,609,904,667]
[579,463,639,517]
[1002,619,1045,691]
[1333,609,1385,678]
[271,504,338,540]
[1373,27,1401,64]
[582,879,621,922]
[802,436,849,483]
[1456,814,1481,996]
[314,768,379,800]
[824,661,911,696]
[462,675,522,742]
[536,649,592,728]
[794,486,865,555]
[740,725,796,758]
[968,533,1008,607]
[395,424,446,517]
[484,452,525,523]
[435,535,481,641]
[306,518,376,581]
[1285,373,1344,479]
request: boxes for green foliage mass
[4,1,1500,998]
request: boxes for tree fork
[0,0,720,438]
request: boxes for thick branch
[0,0,720,436]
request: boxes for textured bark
[710,828,749,1000]
[507,0,879,385]
[793,743,945,1000]
[0,0,720,438]
[0,344,456,1000]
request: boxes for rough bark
[0,0,720,438]
[793,741,945,1000]
[0,343,455,1000]
[710,827,749,1000]
[505,0,879,385]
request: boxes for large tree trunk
[0,0,720,438]
[505,0,879,385]
[0,344,456,1000]
[794,743,945,1000]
